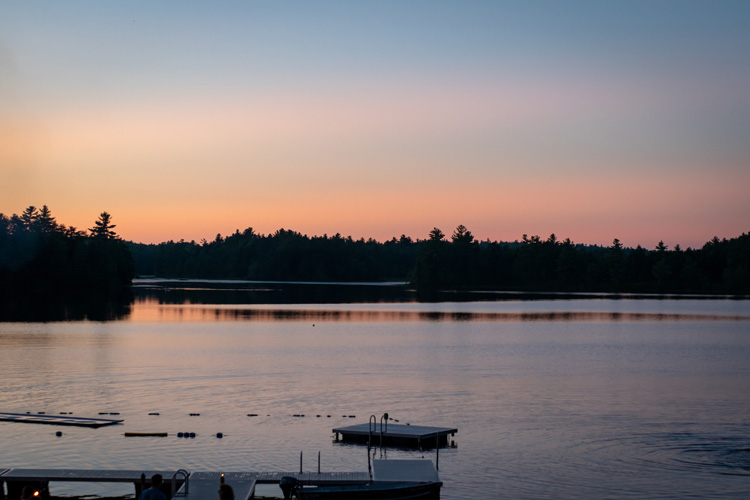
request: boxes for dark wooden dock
[0,468,364,500]
[0,468,179,500]
[0,412,123,428]
[0,462,439,500]
[333,422,457,448]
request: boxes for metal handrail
[368,414,376,441]
[380,413,389,444]
[171,469,189,497]
[367,415,376,480]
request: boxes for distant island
[2,207,749,312]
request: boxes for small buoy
[316,415,321,418]
[247,414,258,417]
[38,412,46,415]
[216,433,223,438]
[110,412,120,415]
[189,432,196,438]
[149,412,160,416]
[98,412,107,415]
[327,415,331,418]
[55,431,62,437]
[348,415,356,418]
[177,432,184,438]
[189,413,200,416]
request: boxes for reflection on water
[1,287,749,499]
[129,299,750,323]
[133,280,416,306]
[0,296,132,322]
[3,278,746,323]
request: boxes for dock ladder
[171,469,189,497]
[367,413,390,480]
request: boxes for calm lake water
[1,282,749,499]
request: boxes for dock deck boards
[0,412,123,428]
[333,422,457,447]
[190,471,370,484]
[372,460,441,483]
[177,473,256,500]
[0,465,438,497]
[0,468,372,486]
[0,468,177,482]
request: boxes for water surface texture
[1,286,749,499]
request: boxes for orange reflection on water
[127,299,750,323]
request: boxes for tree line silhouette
[0,206,134,316]
[129,229,417,282]
[130,223,749,295]
[2,206,748,301]
[412,225,749,294]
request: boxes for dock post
[435,432,439,470]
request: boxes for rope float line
[21,411,392,419]
[23,411,416,440]
[45,415,448,449]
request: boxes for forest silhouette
[129,223,748,295]
[0,206,134,319]
[2,207,749,312]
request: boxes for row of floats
[23,411,372,419]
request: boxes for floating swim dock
[0,412,123,428]
[333,422,457,448]
[0,461,438,500]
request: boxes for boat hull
[293,481,441,500]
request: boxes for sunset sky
[2,1,749,248]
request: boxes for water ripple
[573,431,750,479]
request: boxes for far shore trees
[89,211,118,239]
[0,207,134,310]
[129,223,748,295]
[3,205,747,298]
[409,225,749,294]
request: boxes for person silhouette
[218,483,235,500]
[139,474,167,500]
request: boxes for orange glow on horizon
[3,77,748,251]
[58,165,742,251]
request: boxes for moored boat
[281,478,441,499]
